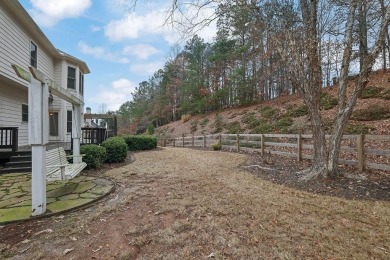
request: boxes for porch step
[0,166,32,174]
[5,161,32,168]
[0,152,32,174]
[10,155,32,162]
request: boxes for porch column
[29,77,49,216]
[72,104,82,164]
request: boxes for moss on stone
[47,199,93,213]
[74,182,96,194]
[0,206,31,223]
[58,194,80,200]
[46,183,77,198]
[79,192,100,199]
[89,185,113,195]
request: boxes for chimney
[86,107,92,126]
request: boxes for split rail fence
[158,134,390,172]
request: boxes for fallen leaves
[63,248,74,256]
[34,229,53,236]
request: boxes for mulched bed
[242,152,390,201]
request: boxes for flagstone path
[0,173,115,224]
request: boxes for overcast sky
[19,0,217,113]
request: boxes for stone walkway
[0,173,115,224]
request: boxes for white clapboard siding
[0,4,55,83]
[0,85,29,145]
[54,60,63,85]
[0,7,30,86]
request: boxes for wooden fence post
[297,134,302,161]
[203,134,206,148]
[260,134,264,156]
[219,134,222,147]
[237,133,240,152]
[182,136,185,147]
[173,138,176,147]
[192,134,194,148]
[357,134,365,172]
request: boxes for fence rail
[0,127,18,152]
[158,133,390,172]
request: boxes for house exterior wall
[0,1,88,147]
[0,83,29,146]
[0,4,55,86]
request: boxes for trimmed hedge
[80,144,107,168]
[101,137,128,163]
[124,135,157,151]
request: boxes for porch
[0,127,109,174]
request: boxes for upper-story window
[30,41,37,68]
[67,66,76,89]
[79,72,84,95]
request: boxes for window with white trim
[67,110,72,133]
[30,41,37,68]
[79,72,84,95]
[67,66,76,89]
[22,104,28,122]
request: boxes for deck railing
[0,127,18,152]
[81,127,107,145]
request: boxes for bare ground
[1,147,390,259]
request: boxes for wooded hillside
[154,70,390,138]
[116,1,390,136]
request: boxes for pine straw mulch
[243,151,390,201]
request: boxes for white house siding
[0,6,30,86]
[0,83,28,146]
[0,4,55,81]
[0,2,88,148]
[37,46,54,80]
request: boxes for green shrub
[344,124,373,134]
[225,121,242,134]
[250,123,274,134]
[124,135,157,151]
[359,86,384,99]
[190,120,198,133]
[320,93,338,110]
[101,137,128,163]
[80,144,107,168]
[381,89,390,100]
[200,118,209,127]
[352,105,390,121]
[287,105,309,117]
[260,106,278,119]
[146,124,155,135]
[212,113,224,133]
[242,112,256,124]
[212,142,221,150]
[274,117,293,133]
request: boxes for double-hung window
[67,66,76,90]
[22,104,28,123]
[30,41,37,68]
[67,110,72,133]
[79,72,84,95]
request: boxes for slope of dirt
[155,70,390,137]
[1,148,390,259]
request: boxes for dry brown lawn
[1,147,390,259]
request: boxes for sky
[18,0,217,113]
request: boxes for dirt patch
[1,148,390,259]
